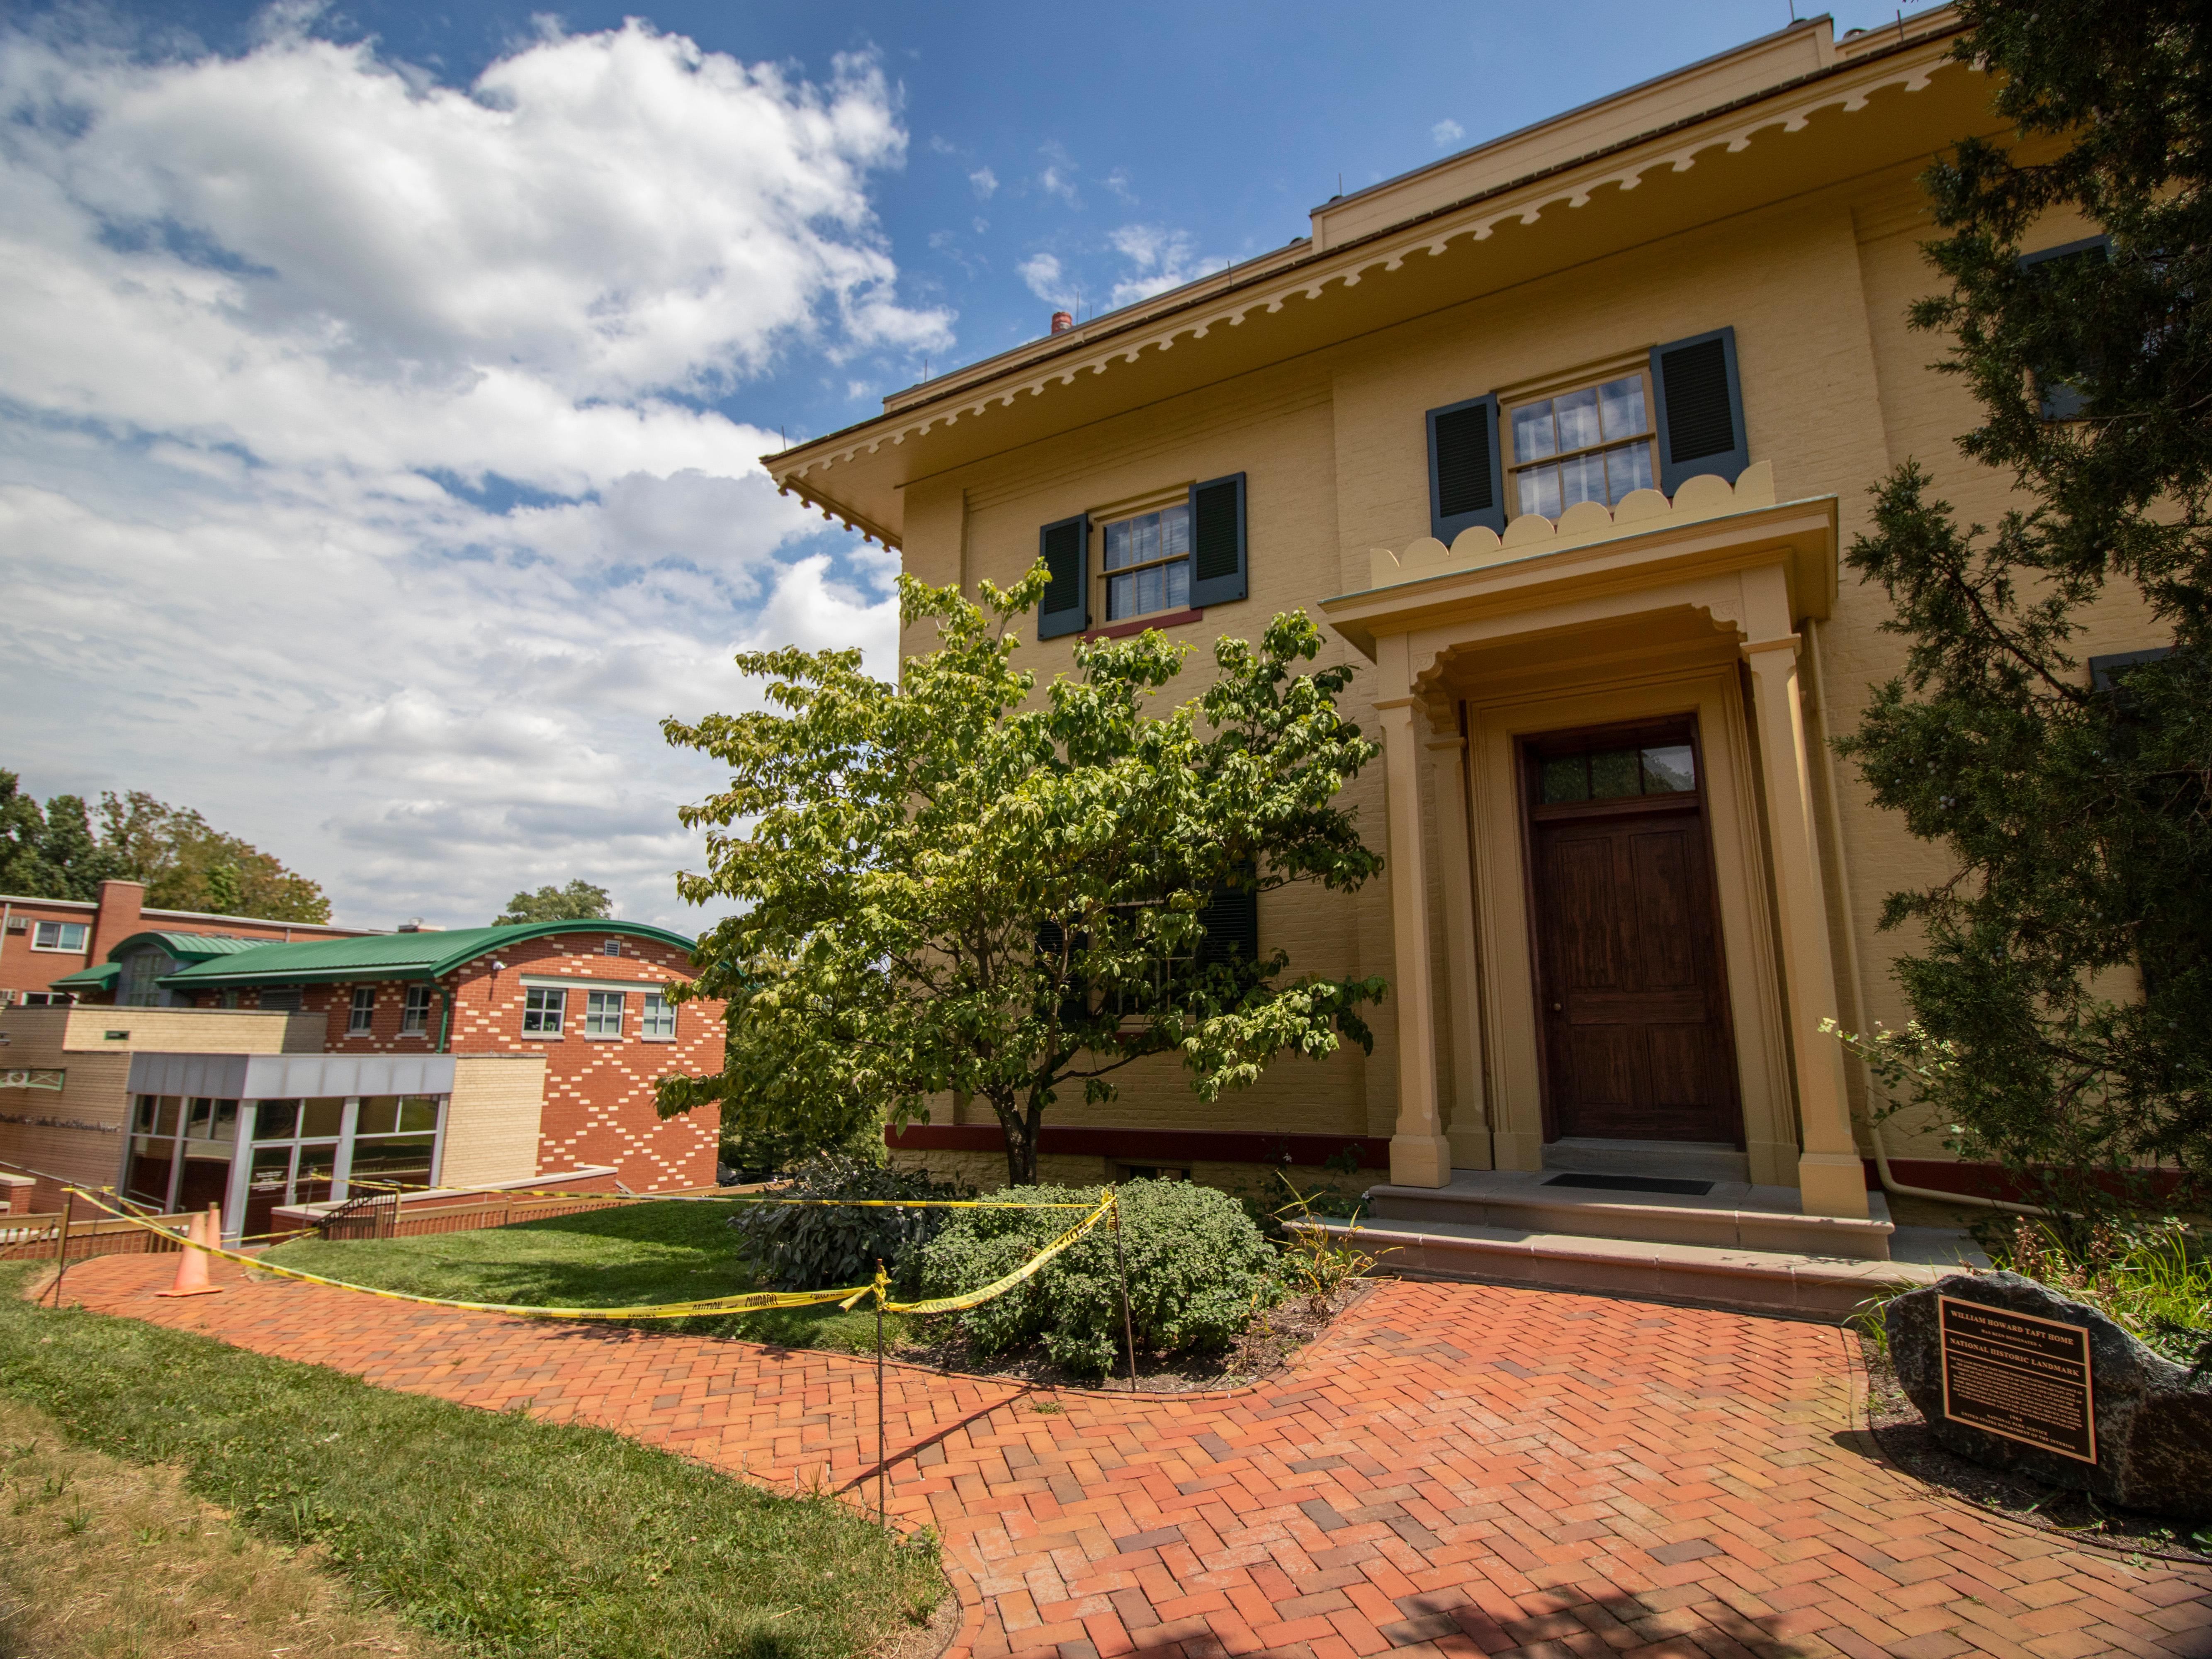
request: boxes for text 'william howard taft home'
[766,11,2156,1226]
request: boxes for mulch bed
[889,1278,1377,1396]
[1855,1331,2212,1564]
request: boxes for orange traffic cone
[156,1203,224,1298]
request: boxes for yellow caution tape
[884,1192,1117,1315]
[63,1188,874,1320]
[62,1186,1122,1324]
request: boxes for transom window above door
[1539,741,1696,805]
[1508,372,1656,519]
[1102,504,1191,622]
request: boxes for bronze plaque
[1937,1294,2097,1464]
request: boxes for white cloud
[1432,117,1465,148]
[1104,223,1211,307]
[0,12,933,932]
[968,165,997,199]
[1018,251,1072,307]
[1103,168,1135,204]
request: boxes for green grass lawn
[263,1199,915,1354]
[0,1262,943,1659]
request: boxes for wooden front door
[1526,722,1741,1145]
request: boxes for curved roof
[156,920,700,990]
[105,930,271,964]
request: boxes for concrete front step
[1315,1215,1946,1322]
[1365,1168,1897,1260]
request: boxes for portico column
[1425,731,1490,1170]
[1742,635,1869,1220]
[1376,674,1450,1189]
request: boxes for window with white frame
[1101,503,1191,622]
[1507,371,1656,519]
[31,920,88,953]
[584,989,625,1038]
[641,992,676,1040]
[523,986,566,1036]
[347,986,376,1034]
[400,984,432,1036]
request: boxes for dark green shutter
[1035,920,1089,1026]
[1189,473,1246,607]
[1196,882,1259,970]
[1425,394,1505,542]
[2019,236,2110,419]
[1037,513,1089,639]
[1651,327,1748,494]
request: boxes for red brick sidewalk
[54,1253,2212,1659]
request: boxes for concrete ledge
[1315,1216,1945,1322]
[1366,1172,1897,1260]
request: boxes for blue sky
[0,0,1945,932]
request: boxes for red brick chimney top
[1050,311,1073,334]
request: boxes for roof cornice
[767,21,1971,547]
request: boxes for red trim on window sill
[1081,607,1203,642]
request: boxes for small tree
[493,879,614,927]
[657,568,1385,1187]
[1833,0,2210,1212]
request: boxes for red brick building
[153,920,723,1195]
[1,879,376,1007]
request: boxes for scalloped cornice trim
[1367,463,1777,590]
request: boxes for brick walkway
[54,1253,2212,1659]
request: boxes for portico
[1322,464,1869,1221]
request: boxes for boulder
[1886,1271,2212,1520]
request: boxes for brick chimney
[1050,311,1073,334]
[88,879,145,968]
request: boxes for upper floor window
[523,986,565,1036]
[31,920,88,953]
[1102,504,1191,623]
[584,990,625,1039]
[259,988,303,1013]
[1508,372,1655,520]
[641,992,676,1041]
[347,986,376,1034]
[400,984,432,1036]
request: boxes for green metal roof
[46,960,120,990]
[156,920,700,990]
[107,930,271,964]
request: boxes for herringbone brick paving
[54,1253,2212,1659]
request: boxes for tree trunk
[992,1097,1039,1187]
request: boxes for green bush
[914,1180,1281,1379]
[729,1153,970,1292]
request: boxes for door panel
[1532,796,1740,1145]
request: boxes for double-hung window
[1507,372,1656,519]
[1102,504,1191,623]
[31,921,88,952]
[640,992,676,1040]
[347,986,376,1034]
[584,990,625,1039]
[523,987,566,1037]
[400,984,432,1036]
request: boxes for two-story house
[756,10,2164,1287]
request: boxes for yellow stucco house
[763,10,2157,1309]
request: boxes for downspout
[1803,622,2058,1221]
[435,979,454,1053]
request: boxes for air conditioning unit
[3,917,26,933]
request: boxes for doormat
[1544,1172,1714,1196]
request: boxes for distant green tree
[493,879,615,927]
[0,771,329,922]
[1830,0,2211,1213]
